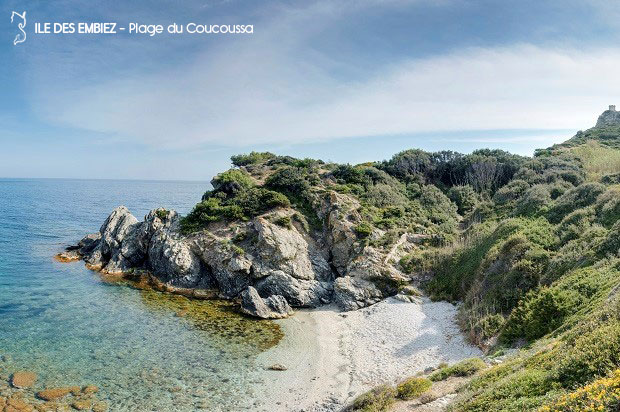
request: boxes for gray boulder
[240,286,293,319]
[83,206,146,273]
[333,276,385,311]
[77,233,101,254]
[255,270,332,307]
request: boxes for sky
[2,0,620,181]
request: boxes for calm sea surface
[0,178,283,411]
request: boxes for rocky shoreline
[58,192,429,319]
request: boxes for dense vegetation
[182,120,620,411]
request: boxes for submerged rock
[240,287,293,319]
[11,371,36,389]
[92,401,108,412]
[36,388,72,401]
[6,396,34,412]
[71,399,93,410]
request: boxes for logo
[11,11,27,45]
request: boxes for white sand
[252,297,482,412]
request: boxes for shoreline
[254,297,483,411]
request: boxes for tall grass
[572,140,620,181]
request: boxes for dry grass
[571,140,620,180]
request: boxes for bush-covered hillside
[181,111,620,411]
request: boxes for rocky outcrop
[596,105,620,127]
[65,193,422,317]
[240,286,293,319]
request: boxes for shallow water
[0,178,283,411]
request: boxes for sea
[0,178,284,411]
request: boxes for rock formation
[595,105,620,127]
[62,191,418,318]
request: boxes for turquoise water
[0,178,283,411]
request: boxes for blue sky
[2,0,620,180]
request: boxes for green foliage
[179,129,620,412]
[349,384,396,412]
[493,180,530,206]
[513,185,551,217]
[454,262,620,411]
[396,377,432,400]
[594,186,620,227]
[354,222,373,238]
[599,221,620,257]
[155,209,169,220]
[602,172,620,184]
[426,218,554,304]
[210,169,255,193]
[181,188,290,233]
[471,313,506,342]
[230,151,277,166]
[501,287,578,342]
[274,215,292,229]
[380,149,525,195]
[429,358,486,381]
[265,166,314,195]
[545,225,608,283]
[556,322,620,388]
[556,207,595,243]
[448,185,479,215]
[547,182,606,223]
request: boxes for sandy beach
[253,297,482,412]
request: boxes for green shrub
[547,183,606,223]
[429,358,486,381]
[556,207,595,243]
[501,287,578,342]
[363,184,408,208]
[354,222,373,238]
[265,166,313,195]
[513,185,551,217]
[602,173,620,184]
[274,216,292,229]
[448,185,479,215]
[493,179,530,206]
[472,314,506,342]
[594,186,620,227]
[211,169,254,193]
[396,377,432,400]
[556,322,620,388]
[599,221,620,257]
[181,188,290,232]
[545,226,607,282]
[540,369,620,412]
[349,384,396,412]
[155,209,169,220]
[230,151,276,166]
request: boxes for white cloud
[31,2,620,149]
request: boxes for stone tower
[596,105,620,127]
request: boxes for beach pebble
[268,364,288,371]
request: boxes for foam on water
[0,178,283,411]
